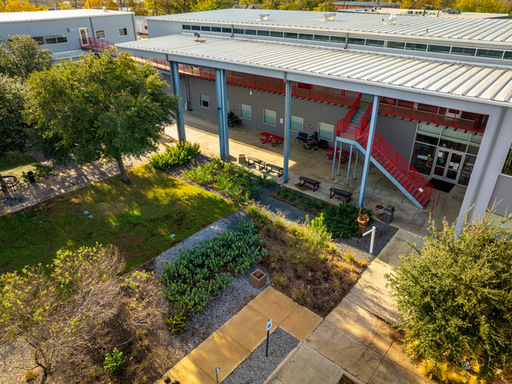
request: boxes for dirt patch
[253,216,366,318]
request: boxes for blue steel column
[358,95,380,208]
[330,139,337,181]
[221,70,229,158]
[215,69,228,159]
[346,144,353,185]
[170,61,186,142]
[283,80,292,182]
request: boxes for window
[386,41,405,49]
[257,30,270,36]
[319,122,334,140]
[233,28,244,34]
[314,35,329,42]
[201,26,211,31]
[299,33,313,40]
[451,47,476,56]
[406,43,427,51]
[270,31,283,38]
[241,104,251,119]
[118,28,128,36]
[504,52,512,60]
[264,109,276,126]
[330,36,345,44]
[191,25,200,31]
[33,36,44,45]
[348,37,364,45]
[427,45,450,53]
[182,25,191,30]
[212,27,221,32]
[56,34,67,43]
[44,35,57,44]
[245,29,257,35]
[502,144,512,176]
[291,115,303,132]
[476,49,503,59]
[199,94,209,108]
[366,39,384,47]
[95,30,105,39]
[284,32,297,39]
[221,27,231,33]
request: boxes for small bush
[323,203,373,238]
[166,310,187,335]
[303,214,332,249]
[103,348,125,374]
[344,253,355,262]
[291,285,309,303]
[150,141,200,170]
[185,159,275,203]
[161,221,266,331]
[24,369,37,382]
[274,275,287,287]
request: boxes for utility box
[382,205,395,223]
[238,154,246,164]
[27,171,36,184]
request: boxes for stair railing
[336,94,361,136]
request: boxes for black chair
[296,132,308,143]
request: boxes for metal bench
[295,132,308,144]
[299,176,320,191]
[247,156,266,170]
[329,187,352,202]
[265,163,283,177]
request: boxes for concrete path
[156,287,322,384]
[265,229,432,384]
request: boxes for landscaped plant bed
[247,205,367,317]
[270,186,331,216]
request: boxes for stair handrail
[358,104,440,208]
[337,94,361,135]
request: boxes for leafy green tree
[0,35,52,80]
[26,51,178,184]
[0,74,27,159]
[387,211,512,380]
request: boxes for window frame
[263,109,277,126]
[318,122,334,141]
[118,27,128,36]
[290,115,304,132]
[240,104,252,120]
[95,30,106,39]
[199,94,209,109]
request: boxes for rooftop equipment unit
[324,12,336,21]
[259,13,270,21]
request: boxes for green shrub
[150,141,200,170]
[103,348,125,374]
[185,159,275,203]
[323,203,373,238]
[277,188,329,215]
[303,214,332,249]
[161,221,266,328]
[166,310,187,334]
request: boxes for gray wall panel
[489,174,512,216]
[147,20,182,37]
[375,114,417,161]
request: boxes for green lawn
[0,165,239,273]
[0,150,40,182]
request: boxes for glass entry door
[432,148,464,183]
[79,27,90,45]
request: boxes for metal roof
[148,9,512,44]
[117,35,512,106]
[0,9,131,23]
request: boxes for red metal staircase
[337,99,440,211]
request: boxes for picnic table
[260,132,284,147]
[0,175,19,195]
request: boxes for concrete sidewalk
[156,287,322,384]
[265,229,432,384]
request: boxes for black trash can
[27,171,36,184]
[382,205,395,223]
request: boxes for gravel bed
[223,328,299,384]
[165,268,269,362]
[153,209,249,276]
[254,195,398,263]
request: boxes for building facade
[116,9,512,229]
[0,9,137,59]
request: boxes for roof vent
[324,12,336,21]
[259,13,270,21]
[388,13,397,24]
[102,6,107,12]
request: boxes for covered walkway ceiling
[117,35,512,108]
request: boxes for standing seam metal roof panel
[116,35,512,104]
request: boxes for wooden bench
[260,138,277,147]
[329,187,352,202]
[299,176,320,191]
[247,156,266,170]
[265,163,283,177]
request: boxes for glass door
[432,148,464,184]
[79,27,90,45]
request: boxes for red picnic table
[260,132,284,147]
